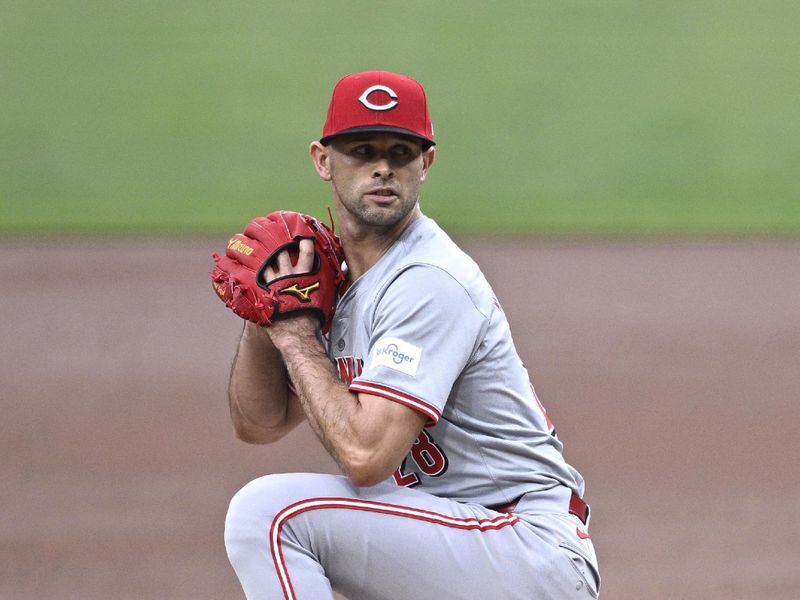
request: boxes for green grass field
[2,1,799,236]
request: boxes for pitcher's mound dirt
[1,239,797,599]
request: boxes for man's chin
[359,204,407,227]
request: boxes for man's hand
[262,238,315,283]
[262,239,321,349]
[210,211,346,333]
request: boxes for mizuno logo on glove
[227,238,255,256]
[279,282,321,302]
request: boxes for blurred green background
[2,0,798,236]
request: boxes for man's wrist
[267,315,321,356]
[241,321,278,350]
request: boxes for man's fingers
[263,240,315,284]
[263,265,276,283]
[276,251,292,273]
[297,239,315,272]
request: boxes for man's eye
[353,145,373,157]
[391,145,412,158]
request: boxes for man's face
[323,133,434,229]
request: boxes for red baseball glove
[210,211,346,333]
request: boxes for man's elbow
[343,451,397,487]
[231,417,284,445]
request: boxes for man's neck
[340,208,422,281]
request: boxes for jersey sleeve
[349,264,489,423]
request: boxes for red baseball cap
[320,70,435,148]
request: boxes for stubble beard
[336,185,419,231]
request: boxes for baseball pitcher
[211,70,600,599]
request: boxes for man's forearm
[267,317,426,486]
[228,322,303,442]
[274,325,363,470]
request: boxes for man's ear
[309,141,332,181]
[420,147,436,182]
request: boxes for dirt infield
[2,238,798,599]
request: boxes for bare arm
[267,315,427,487]
[228,237,425,482]
[228,321,306,444]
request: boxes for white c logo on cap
[358,85,399,111]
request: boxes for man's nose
[372,155,393,178]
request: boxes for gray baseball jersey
[225,214,600,599]
[327,215,585,507]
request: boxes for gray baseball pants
[224,472,600,599]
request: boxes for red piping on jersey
[269,497,520,600]
[349,380,441,424]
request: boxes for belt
[488,491,590,525]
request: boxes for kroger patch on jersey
[370,337,421,376]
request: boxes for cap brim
[320,125,435,148]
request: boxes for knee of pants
[224,474,292,561]
[224,472,349,561]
